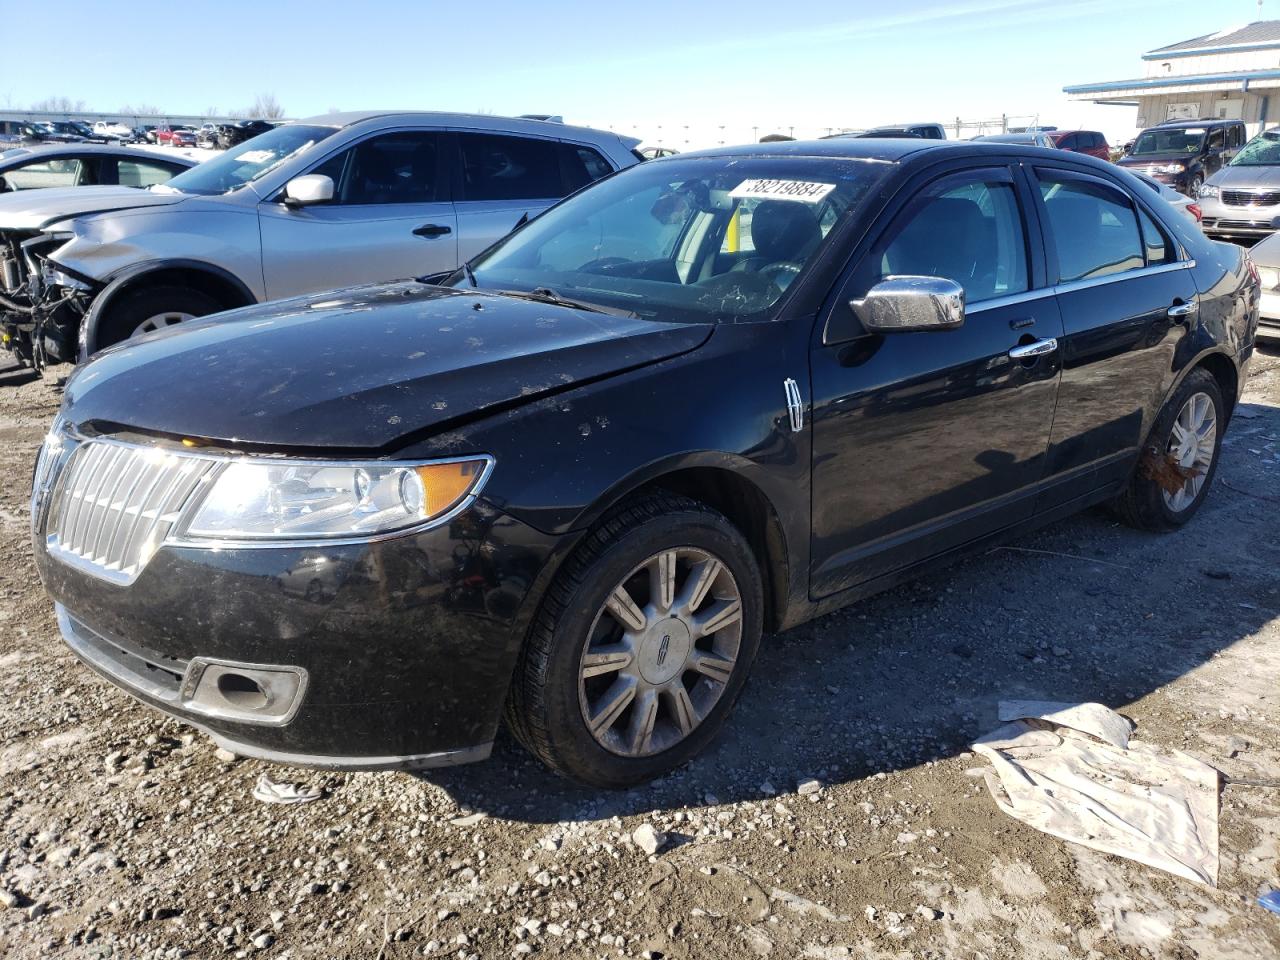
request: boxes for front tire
[507,493,763,788]
[95,285,224,351]
[1113,368,1224,531]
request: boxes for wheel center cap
[637,617,692,685]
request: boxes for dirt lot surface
[0,351,1278,960]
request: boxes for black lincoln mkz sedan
[33,139,1257,787]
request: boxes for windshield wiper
[496,286,636,318]
[462,261,477,287]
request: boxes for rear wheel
[507,494,763,787]
[96,285,223,351]
[1113,368,1224,531]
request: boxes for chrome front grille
[1222,189,1280,207]
[45,440,219,584]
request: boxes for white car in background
[1245,231,1280,341]
[1132,170,1202,226]
[92,121,134,141]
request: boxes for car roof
[669,138,1135,172]
[0,144,199,165]
[671,138,958,162]
[1152,119,1238,130]
[298,110,636,145]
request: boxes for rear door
[1030,164,1198,504]
[808,163,1064,596]
[259,129,457,299]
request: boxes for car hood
[64,282,714,450]
[1206,164,1280,188]
[1118,153,1193,167]
[0,185,188,231]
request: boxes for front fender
[76,259,259,359]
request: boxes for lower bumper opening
[54,604,494,772]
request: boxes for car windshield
[158,123,337,196]
[455,156,890,323]
[1230,129,1280,166]
[1131,128,1205,156]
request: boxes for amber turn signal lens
[412,459,487,517]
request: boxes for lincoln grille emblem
[656,634,671,665]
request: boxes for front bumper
[37,500,566,770]
[1259,290,1280,340]
[1199,198,1280,240]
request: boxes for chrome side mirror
[282,174,334,208]
[850,276,965,334]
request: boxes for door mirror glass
[283,174,334,207]
[848,275,965,335]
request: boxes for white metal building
[1065,21,1280,136]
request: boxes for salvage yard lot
[0,353,1278,960]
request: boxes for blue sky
[0,0,1264,146]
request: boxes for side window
[1060,133,1079,150]
[1038,173,1144,282]
[459,133,563,201]
[1138,207,1174,265]
[1207,129,1224,152]
[325,132,440,205]
[560,144,614,193]
[861,172,1029,304]
[116,159,180,188]
[4,157,83,190]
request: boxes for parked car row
[23,131,1259,786]
[0,118,279,151]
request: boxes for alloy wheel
[1163,390,1217,513]
[578,547,743,758]
[131,311,195,338]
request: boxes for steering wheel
[757,261,803,288]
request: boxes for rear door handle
[1008,337,1058,360]
[413,223,452,238]
[1167,300,1198,322]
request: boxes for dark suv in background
[1118,118,1246,195]
[1048,129,1110,160]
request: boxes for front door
[259,130,457,299]
[1030,165,1198,502]
[809,165,1063,598]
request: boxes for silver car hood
[1206,165,1280,189]
[0,186,188,231]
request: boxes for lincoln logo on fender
[656,635,671,666]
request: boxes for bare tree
[251,92,285,120]
[30,96,88,113]
[119,103,164,117]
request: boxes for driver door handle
[1167,300,1198,322]
[413,223,452,238]
[1008,337,1058,360]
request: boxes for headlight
[1198,183,1219,200]
[181,456,492,541]
[1258,266,1280,291]
[1159,163,1187,175]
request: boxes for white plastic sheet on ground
[972,700,1220,885]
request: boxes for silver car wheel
[578,548,742,758]
[1163,391,1217,513]
[132,311,194,338]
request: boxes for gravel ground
[0,350,1278,960]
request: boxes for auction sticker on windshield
[729,179,836,203]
